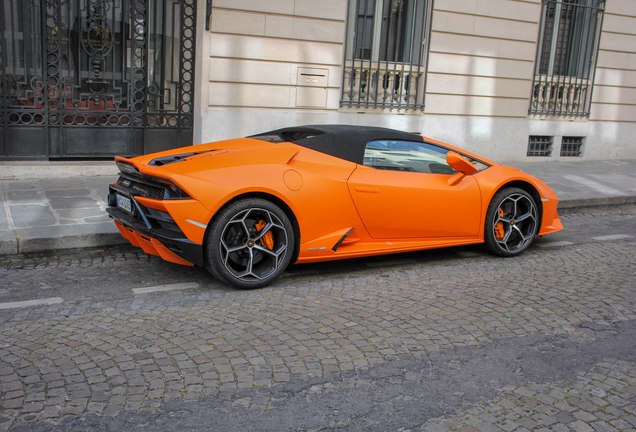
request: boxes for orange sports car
[107,125,563,288]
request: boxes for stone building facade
[194,0,636,162]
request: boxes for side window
[363,140,457,174]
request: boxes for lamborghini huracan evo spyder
[106,125,563,288]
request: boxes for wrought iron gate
[1,0,196,159]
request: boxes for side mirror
[447,151,478,175]
[446,151,478,186]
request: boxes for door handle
[354,186,380,194]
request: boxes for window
[530,0,605,117]
[527,136,553,157]
[363,140,488,174]
[341,0,432,110]
[560,136,583,156]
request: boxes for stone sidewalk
[0,159,635,256]
[0,175,122,256]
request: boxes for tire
[484,187,538,257]
[204,198,295,288]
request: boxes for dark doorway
[1,0,196,159]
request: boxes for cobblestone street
[0,206,635,431]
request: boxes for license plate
[116,194,132,213]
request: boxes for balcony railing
[341,61,425,111]
[529,75,591,117]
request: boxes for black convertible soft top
[249,125,424,165]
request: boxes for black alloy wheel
[484,187,538,257]
[204,198,294,288]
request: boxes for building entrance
[1,0,196,159]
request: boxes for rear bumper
[107,206,204,267]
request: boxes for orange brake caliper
[494,208,505,240]
[255,220,274,250]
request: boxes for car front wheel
[484,188,538,257]
[204,198,294,288]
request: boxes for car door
[347,140,482,239]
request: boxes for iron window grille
[560,136,583,156]
[529,0,605,117]
[340,0,432,111]
[527,136,553,157]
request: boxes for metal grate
[340,0,432,110]
[527,136,553,157]
[529,0,605,117]
[561,137,583,156]
[130,182,166,200]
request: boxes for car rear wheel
[204,198,294,288]
[484,188,538,257]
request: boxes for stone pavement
[0,174,122,256]
[423,359,636,432]
[2,159,635,257]
[509,160,636,209]
[0,203,635,430]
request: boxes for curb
[557,195,636,210]
[1,196,634,257]
[0,223,128,256]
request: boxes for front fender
[475,165,562,238]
